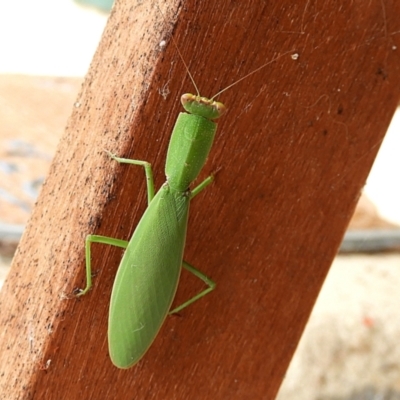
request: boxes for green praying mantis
[77,16,295,368]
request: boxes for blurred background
[0,1,399,399]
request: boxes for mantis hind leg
[169,261,216,314]
[78,151,156,296]
[77,235,129,297]
[168,173,218,313]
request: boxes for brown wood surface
[1,0,399,399]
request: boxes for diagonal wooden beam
[0,0,399,398]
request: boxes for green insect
[78,91,223,368]
[77,29,293,367]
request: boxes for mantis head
[181,93,227,120]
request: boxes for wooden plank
[0,0,399,398]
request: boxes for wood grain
[0,0,399,398]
